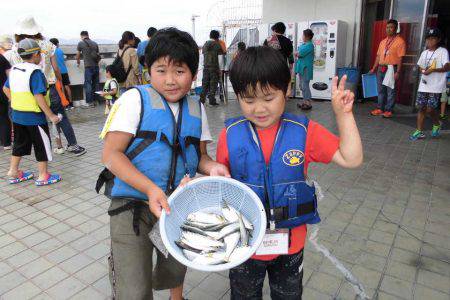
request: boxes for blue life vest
[225,113,320,229]
[111,85,202,200]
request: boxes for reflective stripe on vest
[225,113,320,229]
[103,79,120,100]
[110,85,202,200]
[9,62,49,112]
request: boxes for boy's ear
[286,82,292,98]
[192,72,198,82]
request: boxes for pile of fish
[175,201,254,265]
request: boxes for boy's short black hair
[387,19,398,29]
[80,31,89,36]
[147,27,157,38]
[271,22,286,34]
[229,46,290,98]
[105,65,113,74]
[209,30,220,40]
[237,42,246,51]
[303,29,314,40]
[49,38,59,46]
[145,27,199,76]
[19,53,34,60]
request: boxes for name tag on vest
[255,229,289,255]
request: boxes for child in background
[212,46,363,299]
[410,28,449,140]
[101,65,119,114]
[3,38,61,186]
[439,71,450,120]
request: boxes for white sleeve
[200,103,212,142]
[417,51,425,68]
[441,48,449,66]
[104,89,141,135]
[110,80,118,90]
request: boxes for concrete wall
[262,0,362,66]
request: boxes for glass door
[390,0,430,107]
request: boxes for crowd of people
[0,14,448,300]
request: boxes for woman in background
[295,29,314,110]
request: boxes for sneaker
[53,147,65,154]
[209,102,219,106]
[81,104,90,109]
[66,145,87,156]
[3,145,11,150]
[440,114,448,120]
[409,129,425,141]
[371,109,383,116]
[431,124,441,137]
[382,111,393,118]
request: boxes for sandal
[35,174,62,186]
[302,104,312,110]
[8,171,34,184]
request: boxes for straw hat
[14,16,43,35]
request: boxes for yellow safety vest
[103,78,120,100]
[9,62,50,113]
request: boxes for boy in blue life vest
[3,38,62,186]
[213,46,363,299]
[98,28,229,300]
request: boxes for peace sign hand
[331,75,355,115]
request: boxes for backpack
[109,47,132,83]
[83,40,101,64]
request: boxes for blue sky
[0,0,227,44]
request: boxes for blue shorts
[416,92,441,109]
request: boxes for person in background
[77,30,100,108]
[3,38,62,186]
[118,31,140,92]
[101,65,119,115]
[295,29,314,110]
[0,35,13,150]
[369,19,406,118]
[49,38,73,110]
[200,30,226,106]
[137,27,157,84]
[233,41,246,60]
[134,37,141,49]
[439,71,450,120]
[264,22,294,69]
[410,28,449,140]
[11,16,86,156]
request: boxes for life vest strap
[273,200,316,223]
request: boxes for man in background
[76,31,100,108]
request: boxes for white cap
[14,16,43,36]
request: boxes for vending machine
[295,20,347,100]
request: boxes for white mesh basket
[160,176,267,272]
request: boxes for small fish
[182,231,225,248]
[222,201,254,231]
[187,211,226,225]
[179,237,219,253]
[214,223,240,240]
[238,212,249,247]
[224,232,240,261]
[228,246,251,262]
[221,201,239,223]
[175,240,202,253]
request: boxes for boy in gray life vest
[97,28,230,300]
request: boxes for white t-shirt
[417,47,449,93]
[103,89,212,142]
